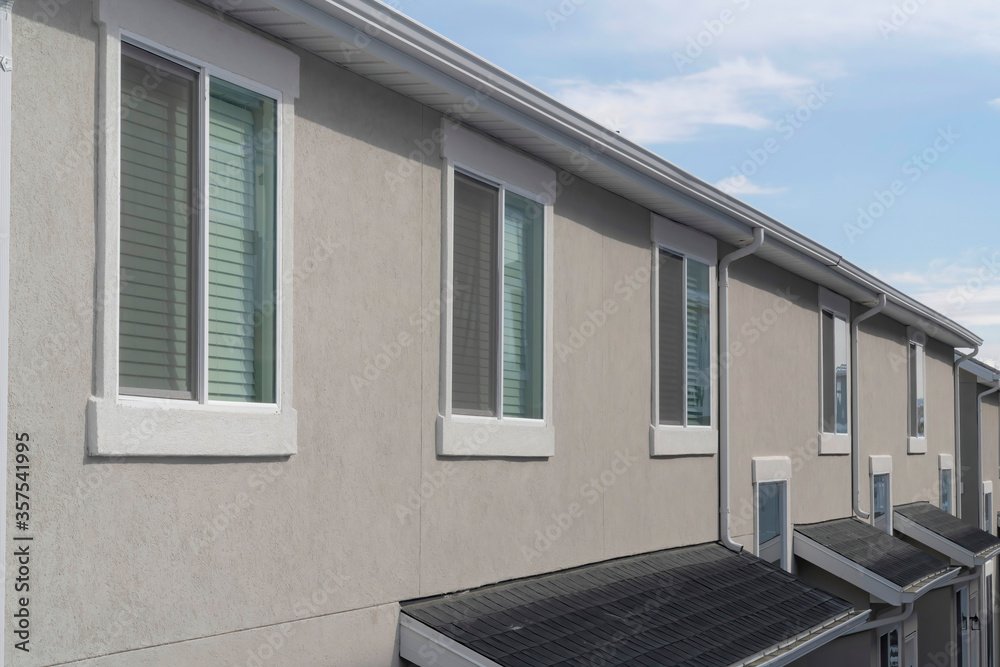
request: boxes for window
[651,215,718,456]
[985,486,994,535]
[907,328,927,453]
[89,0,299,457]
[941,469,953,514]
[120,43,277,404]
[879,626,900,667]
[940,454,954,515]
[818,288,850,455]
[871,455,893,534]
[438,123,554,457]
[451,172,544,420]
[753,457,791,571]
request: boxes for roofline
[748,610,872,667]
[258,0,981,348]
[959,355,1000,382]
[892,511,978,567]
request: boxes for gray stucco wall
[5,1,968,665]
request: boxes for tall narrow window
[958,588,970,667]
[451,173,544,420]
[879,627,900,667]
[908,340,926,438]
[658,249,711,427]
[986,490,994,535]
[941,468,953,514]
[821,309,849,434]
[756,481,786,569]
[873,472,890,533]
[119,43,278,404]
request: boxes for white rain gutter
[0,0,12,662]
[845,603,914,635]
[978,376,1000,528]
[851,294,886,520]
[719,227,765,552]
[956,346,979,518]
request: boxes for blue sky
[394,0,1000,363]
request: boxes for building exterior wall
[3,1,980,665]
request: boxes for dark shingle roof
[895,502,1000,556]
[401,542,853,667]
[795,518,950,587]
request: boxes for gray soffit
[894,502,1000,567]
[193,0,982,350]
[399,542,867,667]
[958,355,1000,383]
[794,518,958,606]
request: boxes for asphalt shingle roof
[795,518,950,587]
[895,501,1000,556]
[401,542,854,667]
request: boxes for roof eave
[893,512,978,568]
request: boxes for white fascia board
[744,611,872,667]
[399,615,504,667]
[901,568,960,602]
[793,532,905,606]
[234,0,981,349]
[893,512,976,567]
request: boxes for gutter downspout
[846,603,914,635]
[851,294,886,520]
[719,227,765,552]
[977,376,1000,529]
[0,1,12,662]
[955,346,979,518]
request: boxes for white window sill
[86,396,297,457]
[819,432,850,455]
[436,415,554,458]
[907,436,927,454]
[650,425,718,457]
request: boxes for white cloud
[714,176,787,196]
[578,0,1000,56]
[550,58,811,142]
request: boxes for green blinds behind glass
[451,174,499,416]
[208,79,277,403]
[502,192,543,419]
[686,259,710,426]
[119,47,196,398]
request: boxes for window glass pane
[941,470,952,514]
[916,345,925,437]
[958,588,969,667]
[880,628,900,667]
[758,481,784,566]
[119,46,197,398]
[822,311,835,432]
[658,250,684,425]
[873,473,889,532]
[207,79,277,403]
[686,260,711,426]
[452,174,498,416]
[834,315,849,433]
[502,192,544,419]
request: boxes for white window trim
[437,123,555,457]
[818,287,851,455]
[752,456,792,571]
[88,0,299,456]
[940,453,955,514]
[870,455,893,533]
[907,327,928,454]
[649,214,719,457]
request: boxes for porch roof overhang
[194,0,982,350]
[794,518,959,607]
[894,502,1000,567]
[399,542,868,667]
